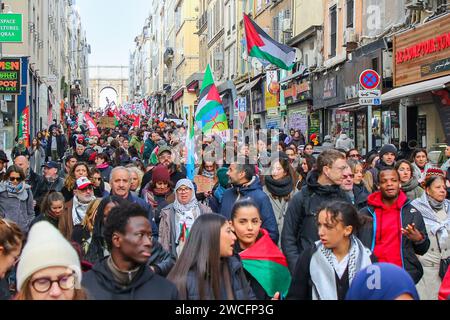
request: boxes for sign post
[359,69,381,152]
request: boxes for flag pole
[247,59,256,144]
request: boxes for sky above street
[76,0,152,67]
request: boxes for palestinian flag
[195,65,228,134]
[243,13,296,70]
[239,229,291,298]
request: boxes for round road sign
[359,69,381,90]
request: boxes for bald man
[14,155,48,212]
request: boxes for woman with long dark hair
[395,159,424,200]
[167,214,256,300]
[28,138,45,174]
[295,155,316,191]
[231,199,290,300]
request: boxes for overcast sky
[76,0,151,66]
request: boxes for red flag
[131,115,140,130]
[84,113,101,137]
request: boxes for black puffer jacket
[184,256,256,300]
[358,201,430,284]
[281,170,351,273]
[147,240,176,277]
[82,257,179,300]
[352,183,369,210]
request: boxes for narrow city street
[1,0,450,312]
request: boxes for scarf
[72,195,93,225]
[106,256,141,288]
[411,192,450,246]
[6,181,24,194]
[401,177,420,192]
[310,236,372,300]
[173,179,202,255]
[152,186,171,196]
[96,163,109,169]
[427,194,444,210]
[264,175,293,198]
[200,170,215,180]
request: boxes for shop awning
[280,67,308,84]
[238,77,262,95]
[338,102,361,111]
[382,75,450,103]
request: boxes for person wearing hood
[0,165,34,232]
[364,143,398,192]
[263,154,296,244]
[81,202,179,300]
[143,132,160,165]
[288,201,373,300]
[345,263,420,300]
[335,133,354,152]
[411,170,450,300]
[395,159,424,200]
[159,179,212,258]
[358,168,430,284]
[322,135,334,150]
[129,130,144,158]
[209,167,230,213]
[11,138,30,160]
[281,149,351,273]
[220,160,279,244]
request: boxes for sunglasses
[342,174,355,179]
[349,154,360,158]
[9,176,22,182]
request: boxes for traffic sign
[238,97,247,124]
[358,90,381,98]
[359,69,380,90]
[359,98,381,105]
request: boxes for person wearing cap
[15,221,87,300]
[81,202,179,300]
[411,168,450,300]
[345,263,420,300]
[46,128,65,162]
[42,161,64,192]
[159,179,213,258]
[0,165,34,232]
[358,167,430,284]
[0,150,9,181]
[63,177,96,239]
[364,143,398,192]
[139,145,187,198]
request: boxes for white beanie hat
[16,221,82,291]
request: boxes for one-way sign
[359,98,381,105]
[358,90,381,98]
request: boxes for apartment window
[330,5,337,57]
[227,3,231,35]
[346,0,354,28]
[231,0,236,30]
[175,6,181,32]
[273,16,280,43]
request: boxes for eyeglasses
[9,176,22,182]
[31,272,76,293]
[342,174,355,179]
[176,187,191,193]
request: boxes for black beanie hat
[379,144,398,158]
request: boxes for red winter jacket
[439,268,450,300]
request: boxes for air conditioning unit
[282,18,291,32]
[343,28,358,46]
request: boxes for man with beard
[139,146,186,197]
[68,177,97,226]
[82,202,179,299]
[42,161,64,192]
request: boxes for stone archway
[99,86,118,109]
[89,66,129,110]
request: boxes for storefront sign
[0,58,21,94]
[18,106,30,147]
[0,14,23,43]
[288,107,308,133]
[394,13,450,86]
[323,77,337,99]
[283,82,311,104]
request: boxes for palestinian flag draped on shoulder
[195,65,229,135]
[239,228,291,298]
[243,13,296,70]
